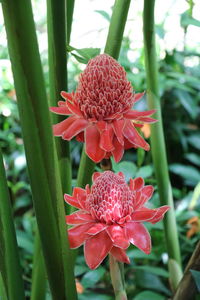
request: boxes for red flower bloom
[50,54,157,163]
[65,171,169,269]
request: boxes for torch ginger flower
[65,171,170,269]
[50,54,156,163]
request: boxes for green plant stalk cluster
[2,0,77,299]
[31,1,76,298]
[0,148,25,300]
[47,0,73,197]
[143,0,182,289]
[30,231,46,300]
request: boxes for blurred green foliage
[0,3,200,299]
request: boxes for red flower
[65,171,169,269]
[50,54,156,163]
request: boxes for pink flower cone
[65,171,170,269]
[50,54,157,163]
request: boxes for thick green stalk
[104,0,131,59]
[77,0,131,188]
[0,148,25,300]
[2,1,77,299]
[66,0,75,44]
[31,231,46,300]
[47,0,72,195]
[109,255,127,300]
[76,146,95,188]
[143,0,182,288]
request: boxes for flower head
[50,54,157,163]
[65,171,169,269]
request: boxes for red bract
[50,54,157,163]
[65,171,170,269]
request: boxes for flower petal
[85,124,106,162]
[53,116,76,136]
[129,177,144,191]
[124,109,156,119]
[112,119,125,145]
[123,120,150,151]
[131,209,157,222]
[68,223,94,248]
[125,222,151,254]
[92,172,102,182]
[133,185,154,210]
[136,116,157,123]
[64,194,82,209]
[149,205,170,224]
[66,100,83,117]
[66,211,94,225]
[72,187,87,209]
[99,125,114,152]
[110,247,130,264]
[84,230,113,269]
[106,225,129,249]
[61,91,73,101]
[112,137,124,163]
[86,223,107,235]
[62,118,88,140]
[133,92,145,103]
[50,106,72,115]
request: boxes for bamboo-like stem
[0,273,8,300]
[109,255,127,300]
[173,241,200,300]
[47,0,72,195]
[76,0,131,189]
[2,1,77,299]
[104,0,131,59]
[30,230,46,300]
[76,146,95,188]
[143,0,182,289]
[0,148,25,300]
[66,0,75,44]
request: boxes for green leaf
[135,270,171,296]
[16,230,33,255]
[187,134,200,150]
[169,164,200,186]
[185,153,200,167]
[190,269,200,292]
[174,89,197,119]
[79,293,112,300]
[67,45,100,64]
[181,12,200,28]
[112,160,137,182]
[81,267,105,289]
[135,165,153,178]
[133,266,169,278]
[95,10,110,22]
[74,265,88,277]
[134,291,166,300]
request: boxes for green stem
[66,0,75,44]
[76,146,96,188]
[143,0,182,289]
[0,148,25,300]
[77,0,131,189]
[30,230,46,300]
[0,273,8,300]
[47,0,72,195]
[109,254,127,300]
[2,1,77,299]
[104,0,131,59]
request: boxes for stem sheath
[143,0,182,288]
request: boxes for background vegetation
[0,0,200,299]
